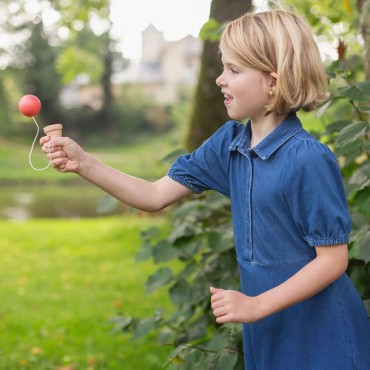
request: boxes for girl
[41,8,370,370]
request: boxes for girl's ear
[269,72,277,87]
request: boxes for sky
[110,0,268,61]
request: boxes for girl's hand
[40,136,84,173]
[210,286,262,324]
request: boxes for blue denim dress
[167,113,370,369]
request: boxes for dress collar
[228,112,303,160]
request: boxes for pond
[0,183,129,220]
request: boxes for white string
[29,116,53,171]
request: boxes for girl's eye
[220,64,239,74]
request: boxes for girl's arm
[210,243,348,323]
[41,136,192,212]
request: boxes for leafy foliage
[56,46,104,85]
[115,192,244,369]
[199,18,225,42]
[318,62,370,305]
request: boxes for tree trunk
[100,42,115,138]
[358,0,370,80]
[185,0,252,151]
[99,30,118,140]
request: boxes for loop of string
[29,116,53,171]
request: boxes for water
[0,184,128,220]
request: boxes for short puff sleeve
[167,121,241,196]
[282,138,351,247]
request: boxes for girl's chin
[227,111,244,121]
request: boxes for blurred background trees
[0,0,151,143]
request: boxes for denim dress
[167,113,370,370]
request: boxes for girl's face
[216,54,272,122]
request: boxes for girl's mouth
[223,93,233,105]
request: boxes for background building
[113,24,203,104]
[61,25,203,108]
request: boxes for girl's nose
[216,74,224,87]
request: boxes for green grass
[0,216,174,369]
[0,132,183,367]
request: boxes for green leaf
[177,241,204,261]
[352,188,370,217]
[204,192,230,211]
[178,262,198,279]
[349,226,370,264]
[169,222,201,243]
[146,267,173,293]
[133,317,158,340]
[337,81,370,101]
[166,345,187,366]
[184,349,205,369]
[157,327,174,345]
[325,120,352,135]
[336,121,369,146]
[153,240,179,262]
[135,240,152,261]
[315,98,333,118]
[173,200,212,222]
[206,332,230,351]
[110,316,132,333]
[357,105,370,113]
[335,140,363,160]
[363,141,370,152]
[199,18,223,42]
[96,194,118,214]
[169,279,192,306]
[348,164,370,192]
[348,261,370,297]
[220,323,243,344]
[213,349,239,370]
[168,304,195,326]
[358,232,370,264]
[186,315,209,341]
[208,230,234,252]
[140,226,160,240]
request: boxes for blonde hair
[219,8,328,113]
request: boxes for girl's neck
[250,112,288,148]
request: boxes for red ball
[18,95,41,117]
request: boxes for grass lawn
[0,216,173,369]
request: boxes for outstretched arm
[210,243,348,323]
[41,136,192,212]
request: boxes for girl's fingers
[213,306,227,317]
[216,315,230,324]
[49,155,67,167]
[47,150,66,160]
[211,299,223,309]
[39,136,50,145]
[210,286,223,296]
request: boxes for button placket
[242,149,253,260]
